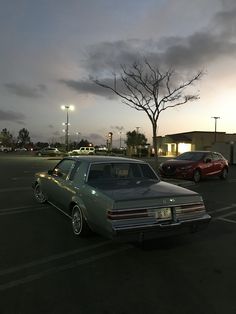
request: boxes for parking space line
[0,244,130,291]
[208,204,236,215]
[0,206,50,216]
[0,187,31,193]
[215,210,236,224]
[217,217,236,224]
[0,240,111,277]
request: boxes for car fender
[71,194,89,221]
[70,195,97,232]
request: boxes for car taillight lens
[107,209,149,220]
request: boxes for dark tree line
[0,128,31,147]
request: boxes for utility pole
[61,105,74,152]
[211,116,220,143]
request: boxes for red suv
[159,151,229,183]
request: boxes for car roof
[64,155,145,163]
[182,151,223,154]
[183,151,211,153]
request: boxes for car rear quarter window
[139,164,158,179]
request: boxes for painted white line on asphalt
[208,204,236,215]
[0,245,130,291]
[228,179,236,183]
[0,205,34,211]
[12,177,27,181]
[0,240,111,277]
[0,206,50,216]
[217,217,236,224]
[218,211,236,218]
[215,210,236,224]
[0,187,31,193]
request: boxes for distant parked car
[15,147,27,152]
[32,156,211,241]
[36,147,63,157]
[0,146,12,152]
[68,147,95,155]
[159,151,229,183]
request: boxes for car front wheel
[220,168,228,180]
[193,169,201,183]
[34,183,47,203]
[71,205,91,237]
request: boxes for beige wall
[156,132,236,156]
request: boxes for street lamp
[211,116,220,143]
[61,105,74,151]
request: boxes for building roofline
[166,131,226,136]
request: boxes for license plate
[155,208,172,220]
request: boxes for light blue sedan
[32,156,211,242]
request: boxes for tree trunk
[152,122,159,171]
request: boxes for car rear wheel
[220,168,228,180]
[193,169,201,183]
[34,183,47,203]
[72,205,91,237]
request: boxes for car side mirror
[48,169,63,177]
[205,158,212,163]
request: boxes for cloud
[82,39,147,74]
[4,83,47,98]
[52,131,61,136]
[111,125,124,132]
[59,78,117,98]
[80,5,236,76]
[86,133,106,144]
[59,4,236,98]
[0,109,25,124]
[158,31,236,69]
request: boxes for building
[157,131,236,158]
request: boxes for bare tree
[94,60,203,167]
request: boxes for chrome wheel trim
[72,206,83,235]
[34,184,46,203]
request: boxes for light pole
[211,116,220,143]
[76,132,80,147]
[61,105,74,151]
[118,131,123,149]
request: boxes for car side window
[52,159,76,180]
[68,162,81,181]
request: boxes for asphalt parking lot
[0,154,236,314]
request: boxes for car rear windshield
[175,152,205,161]
[87,162,158,182]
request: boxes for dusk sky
[1,0,236,146]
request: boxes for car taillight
[175,203,205,213]
[107,209,149,220]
